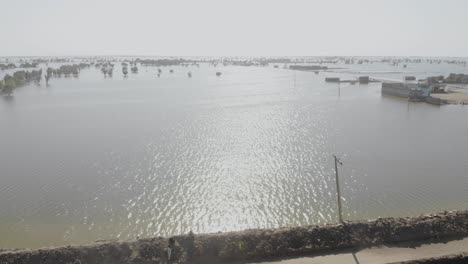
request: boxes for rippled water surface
[1,61,468,248]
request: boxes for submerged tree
[45,67,53,85]
[101,67,108,77]
[1,75,16,96]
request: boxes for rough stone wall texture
[1,210,467,264]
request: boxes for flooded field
[1,58,468,248]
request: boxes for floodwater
[1,60,468,248]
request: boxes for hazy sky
[1,0,467,57]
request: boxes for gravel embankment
[1,210,467,264]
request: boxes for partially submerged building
[381,82,431,100]
[444,73,468,84]
[359,76,369,84]
[382,74,468,105]
[325,77,340,83]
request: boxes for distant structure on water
[381,82,428,99]
[359,76,369,84]
[289,65,328,71]
[325,77,340,83]
[381,78,448,104]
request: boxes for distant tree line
[0,69,42,96]
[19,62,39,68]
[0,63,16,70]
[45,64,90,79]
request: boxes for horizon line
[1,54,468,59]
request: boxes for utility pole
[333,154,343,223]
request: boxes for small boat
[216,72,222,76]
[188,72,192,77]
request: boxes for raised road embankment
[1,210,467,264]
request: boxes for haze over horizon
[1,0,468,57]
